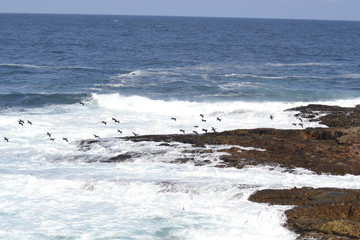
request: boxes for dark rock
[249,187,360,239]
[123,126,360,175]
[100,153,133,163]
[286,202,360,239]
[249,187,360,206]
[288,104,360,128]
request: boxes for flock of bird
[2,104,127,143]
[2,101,305,143]
[174,113,222,136]
[1,101,225,143]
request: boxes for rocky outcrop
[288,104,360,128]
[122,126,360,175]
[77,104,360,239]
[249,187,360,239]
[119,104,360,175]
[121,104,360,239]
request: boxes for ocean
[1,13,360,239]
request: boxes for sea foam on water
[1,94,360,239]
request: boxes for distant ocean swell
[0,63,98,70]
[0,93,90,108]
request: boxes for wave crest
[265,62,338,67]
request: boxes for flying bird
[62,138,69,142]
[112,117,120,123]
[270,115,274,120]
[27,120,32,125]
[171,117,176,121]
[201,119,207,122]
[101,121,107,125]
[200,114,204,118]
[180,129,185,133]
[79,101,85,106]
[93,134,100,139]
[202,128,208,133]
[117,129,122,134]
[47,132,52,137]
[216,117,222,122]
[194,125,199,128]
[18,119,24,126]
[4,137,9,142]
[49,138,55,141]
[193,131,199,135]
[211,127,217,133]
[132,132,139,137]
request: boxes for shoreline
[122,103,360,239]
[78,103,360,239]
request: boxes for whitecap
[265,62,339,67]
[0,63,49,69]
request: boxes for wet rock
[124,126,360,175]
[249,187,360,239]
[78,104,360,172]
[249,187,360,206]
[218,147,242,153]
[100,153,134,163]
[286,203,360,239]
[288,104,360,128]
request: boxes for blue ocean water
[1,14,360,240]
[1,14,360,107]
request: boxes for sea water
[1,14,360,239]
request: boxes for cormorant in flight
[112,117,120,123]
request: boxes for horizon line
[1,12,359,23]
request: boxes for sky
[1,0,360,21]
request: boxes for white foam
[223,73,312,79]
[265,62,338,67]
[0,63,48,69]
[91,93,360,132]
[1,94,360,239]
[338,73,360,79]
[0,63,95,70]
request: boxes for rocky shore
[132,104,360,239]
[79,104,360,239]
[249,187,360,239]
[122,104,360,176]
